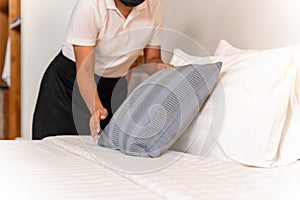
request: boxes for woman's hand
[145,62,174,75]
[89,107,108,141]
[156,63,174,70]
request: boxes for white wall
[160,0,300,54]
[21,0,77,139]
[21,0,300,139]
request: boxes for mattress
[1,136,300,200]
[0,139,161,200]
[46,136,300,200]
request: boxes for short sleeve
[147,0,163,47]
[66,0,101,46]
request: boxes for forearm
[73,45,103,114]
[76,69,102,114]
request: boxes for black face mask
[120,0,145,7]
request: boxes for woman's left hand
[146,63,174,75]
[156,63,174,70]
[90,107,108,141]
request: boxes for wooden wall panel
[7,0,21,139]
[0,0,9,139]
[0,0,20,140]
[0,0,8,84]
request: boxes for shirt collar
[106,0,117,10]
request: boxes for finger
[94,118,100,139]
[93,134,99,141]
[164,63,174,68]
[89,119,95,139]
[100,108,108,120]
[95,123,100,134]
[90,117,99,141]
[92,128,99,141]
[158,63,173,70]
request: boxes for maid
[32,0,173,140]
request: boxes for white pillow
[215,40,300,166]
[170,49,228,160]
[214,40,256,56]
[170,46,295,167]
[274,46,300,165]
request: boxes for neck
[115,0,132,18]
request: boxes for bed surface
[1,136,300,200]
[0,138,161,200]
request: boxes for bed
[1,43,300,199]
[2,0,300,199]
[1,135,300,200]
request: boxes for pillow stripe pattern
[98,62,222,157]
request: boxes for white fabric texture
[215,40,300,165]
[0,139,161,200]
[37,136,300,200]
[169,49,227,160]
[62,0,163,77]
[276,46,300,165]
[169,46,295,167]
[1,136,300,200]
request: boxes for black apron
[32,51,128,140]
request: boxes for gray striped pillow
[98,63,222,157]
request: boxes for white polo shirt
[62,0,163,77]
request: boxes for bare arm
[143,46,173,74]
[73,45,107,141]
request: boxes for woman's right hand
[90,107,108,141]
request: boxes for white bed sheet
[0,139,161,200]
[1,136,300,200]
[46,136,300,200]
